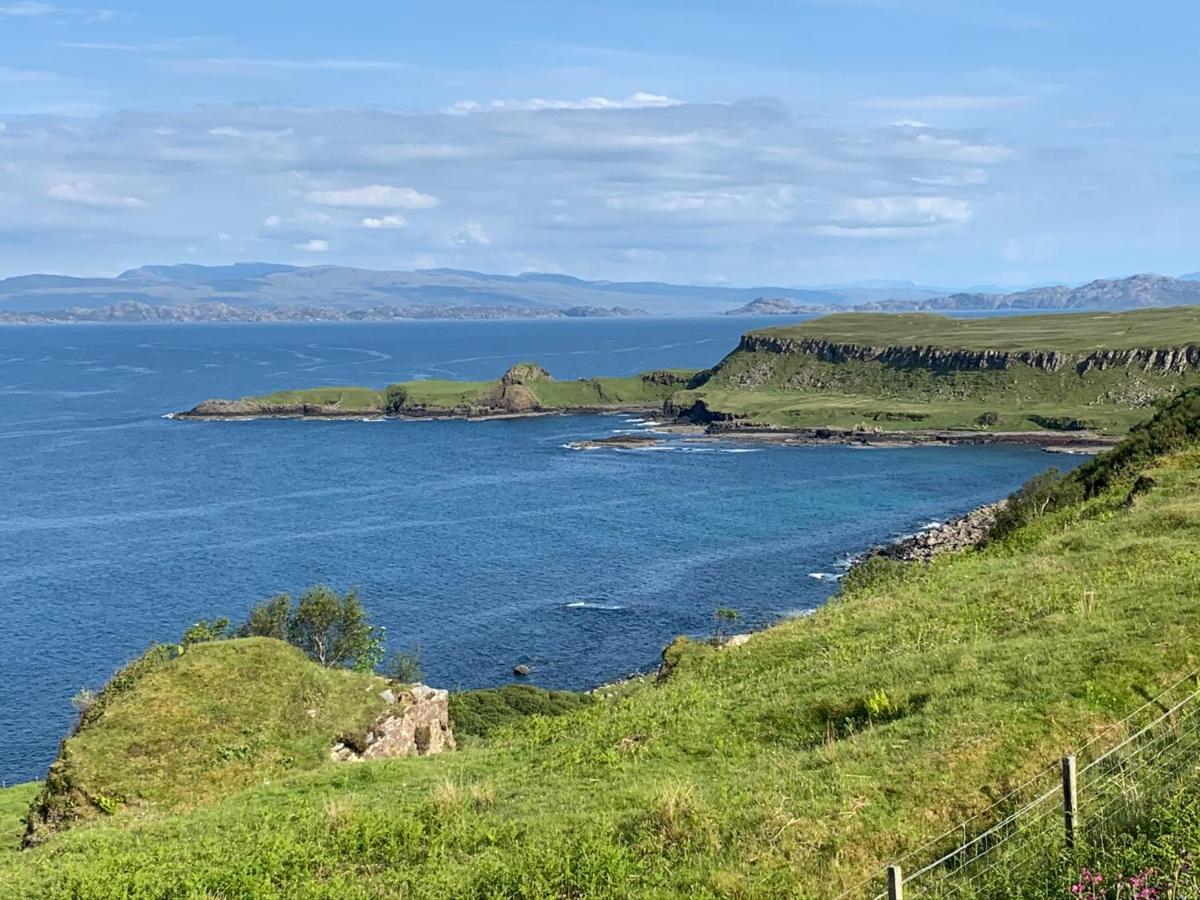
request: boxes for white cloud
[361,215,409,229]
[449,91,681,114]
[47,181,146,209]
[830,195,972,232]
[295,239,329,252]
[306,184,441,209]
[450,221,491,245]
[0,2,56,15]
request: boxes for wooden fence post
[1062,754,1078,851]
[887,864,904,900]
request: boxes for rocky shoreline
[851,502,1003,566]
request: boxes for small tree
[241,593,291,641]
[713,607,740,644]
[383,644,423,684]
[287,586,381,669]
[181,617,230,647]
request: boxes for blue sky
[1,0,1197,287]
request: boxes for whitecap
[564,601,624,611]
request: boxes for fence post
[1062,754,1078,851]
[887,864,904,900]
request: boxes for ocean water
[0,318,1079,783]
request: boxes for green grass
[0,784,38,862]
[450,686,596,741]
[219,367,694,416]
[24,639,393,842]
[756,307,1200,352]
[6,395,1200,896]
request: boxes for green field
[756,307,1200,352]
[202,367,694,417]
[6,390,1200,897]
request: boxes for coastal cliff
[735,332,1200,375]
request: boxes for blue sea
[0,318,1079,783]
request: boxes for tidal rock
[513,664,532,677]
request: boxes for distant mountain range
[726,274,1200,316]
[1,263,1199,323]
[0,263,943,322]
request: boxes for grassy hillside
[24,639,394,843]
[6,391,1200,897]
[756,307,1200,352]
[675,307,1200,432]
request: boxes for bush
[181,617,231,647]
[383,645,423,684]
[384,385,410,414]
[450,685,595,739]
[242,586,383,670]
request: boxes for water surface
[0,318,1076,782]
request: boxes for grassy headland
[7,388,1200,896]
[672,307,1200,434]
[180,363,694,419]
[179,308,1200,439]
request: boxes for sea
[0,317,1082,783]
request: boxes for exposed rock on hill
[331,684,455,761]
[735,333,1200,375]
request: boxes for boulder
[513,664,532,677]
[331,684,455,762]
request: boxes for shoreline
[171,405,1120,452]
[588,496,1010,695]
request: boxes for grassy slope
[0,784,38,862]
[756,307,1200,352]
[5,415,1200,896]
[680,308,1200,431]
[29,639,392,835]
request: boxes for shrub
[181,617,231,647]
[383,645,423,684]
[449,685,595,739]
[241,586,383,670]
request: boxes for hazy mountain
[0,263,936,317]
[854,274,1200,313]
[1182,272,1200,281]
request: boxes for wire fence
[841,670,1200,899]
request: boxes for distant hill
[857,274,1200,312]
[725,297,831,316]
[4,264,1199,322]
[0,263,886,319]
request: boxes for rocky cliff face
[736,333,1200,375]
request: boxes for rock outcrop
[857,503,1003,565]
[331,684,455,762]
[735,333,1200,376]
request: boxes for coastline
[588,495,1011,695]
[172,403,1120,453]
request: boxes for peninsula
[179,307,1200,444]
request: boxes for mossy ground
[5,422,1200,895]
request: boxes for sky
[0,1,1197,288]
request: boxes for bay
[0,318,1077,782]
